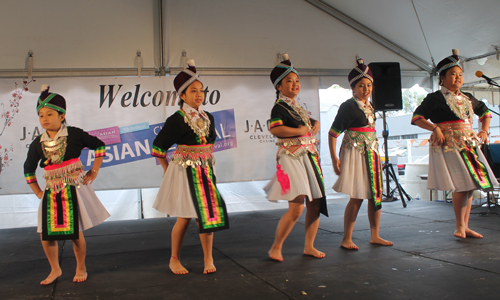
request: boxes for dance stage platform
[1,199,499,300]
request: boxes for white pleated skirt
[333,146,374,200]
[37,184,110,233]
[427,147,498,192]
[265,153,324,202]
[153,163,198,218]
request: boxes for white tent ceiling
[317,0,500,91]
[0,0,499,90]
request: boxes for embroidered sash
[460,146,493,191]
[306,152,328,217]
[366,148,383,210]
[171,144,215,168]
[186,163,229,233]
[436,120,480,152]
[275,133,318,158]
[341,127,378,154]
[42,185,79,240]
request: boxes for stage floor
[1,199,499,300]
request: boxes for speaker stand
[381,111,411,207]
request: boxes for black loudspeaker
[368,62,403,111]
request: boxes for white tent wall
[1,0,432,81]
[322,0,500,65]
[0,0,157,72]
[164,0,422,72]
[1,0,498,83]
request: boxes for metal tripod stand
[381,111,411,207]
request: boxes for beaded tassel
[276,164,290,195]
[43,160,85,193]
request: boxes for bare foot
[268,247,283,262]
[340,240,359,250]
[73,269,87,283]
[370,237,394,246]
[454,230,466,239]
[203,259,216,274]
[40,269,62,285]
[169,257,189,275]
[304,247,326,258]
[465,228,483,238]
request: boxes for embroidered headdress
[174,59,202,93]
[270,53,299,88]
[436,49,462,75]
[348,57,373,89]
[37,85,66,114]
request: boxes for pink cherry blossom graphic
[0,79,35,172]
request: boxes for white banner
[0,76,319,195]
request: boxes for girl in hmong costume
[412,49,497,239]
[265,53,328,262]
[152,59,229,275]
[329,58,393,250]
[24,85,110,285]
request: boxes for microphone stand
[489,109,500,117]
[381,111,411,207]
[482,77,500,88]
[482,79,500,212]
[487,80,500,88]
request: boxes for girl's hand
[310,121,320,136]
[332,157,341,175]
[477,131,489,144]
[36,190,44,199]
[298,125,309,136]
[83,169,98,185]
[430,127,445,146]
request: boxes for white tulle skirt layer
[265,153,323,202]
[427,147,498,192]
[37,184,110,233]
[333,146,374,200]
[153,163,199,218]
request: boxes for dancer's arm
[157,157,169,174]
[329,135,341,175]
[478,117,490,143]
[29,182,44,199]
[413,119,444,146]
[270,125,309,138]
[83,156,103,185]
